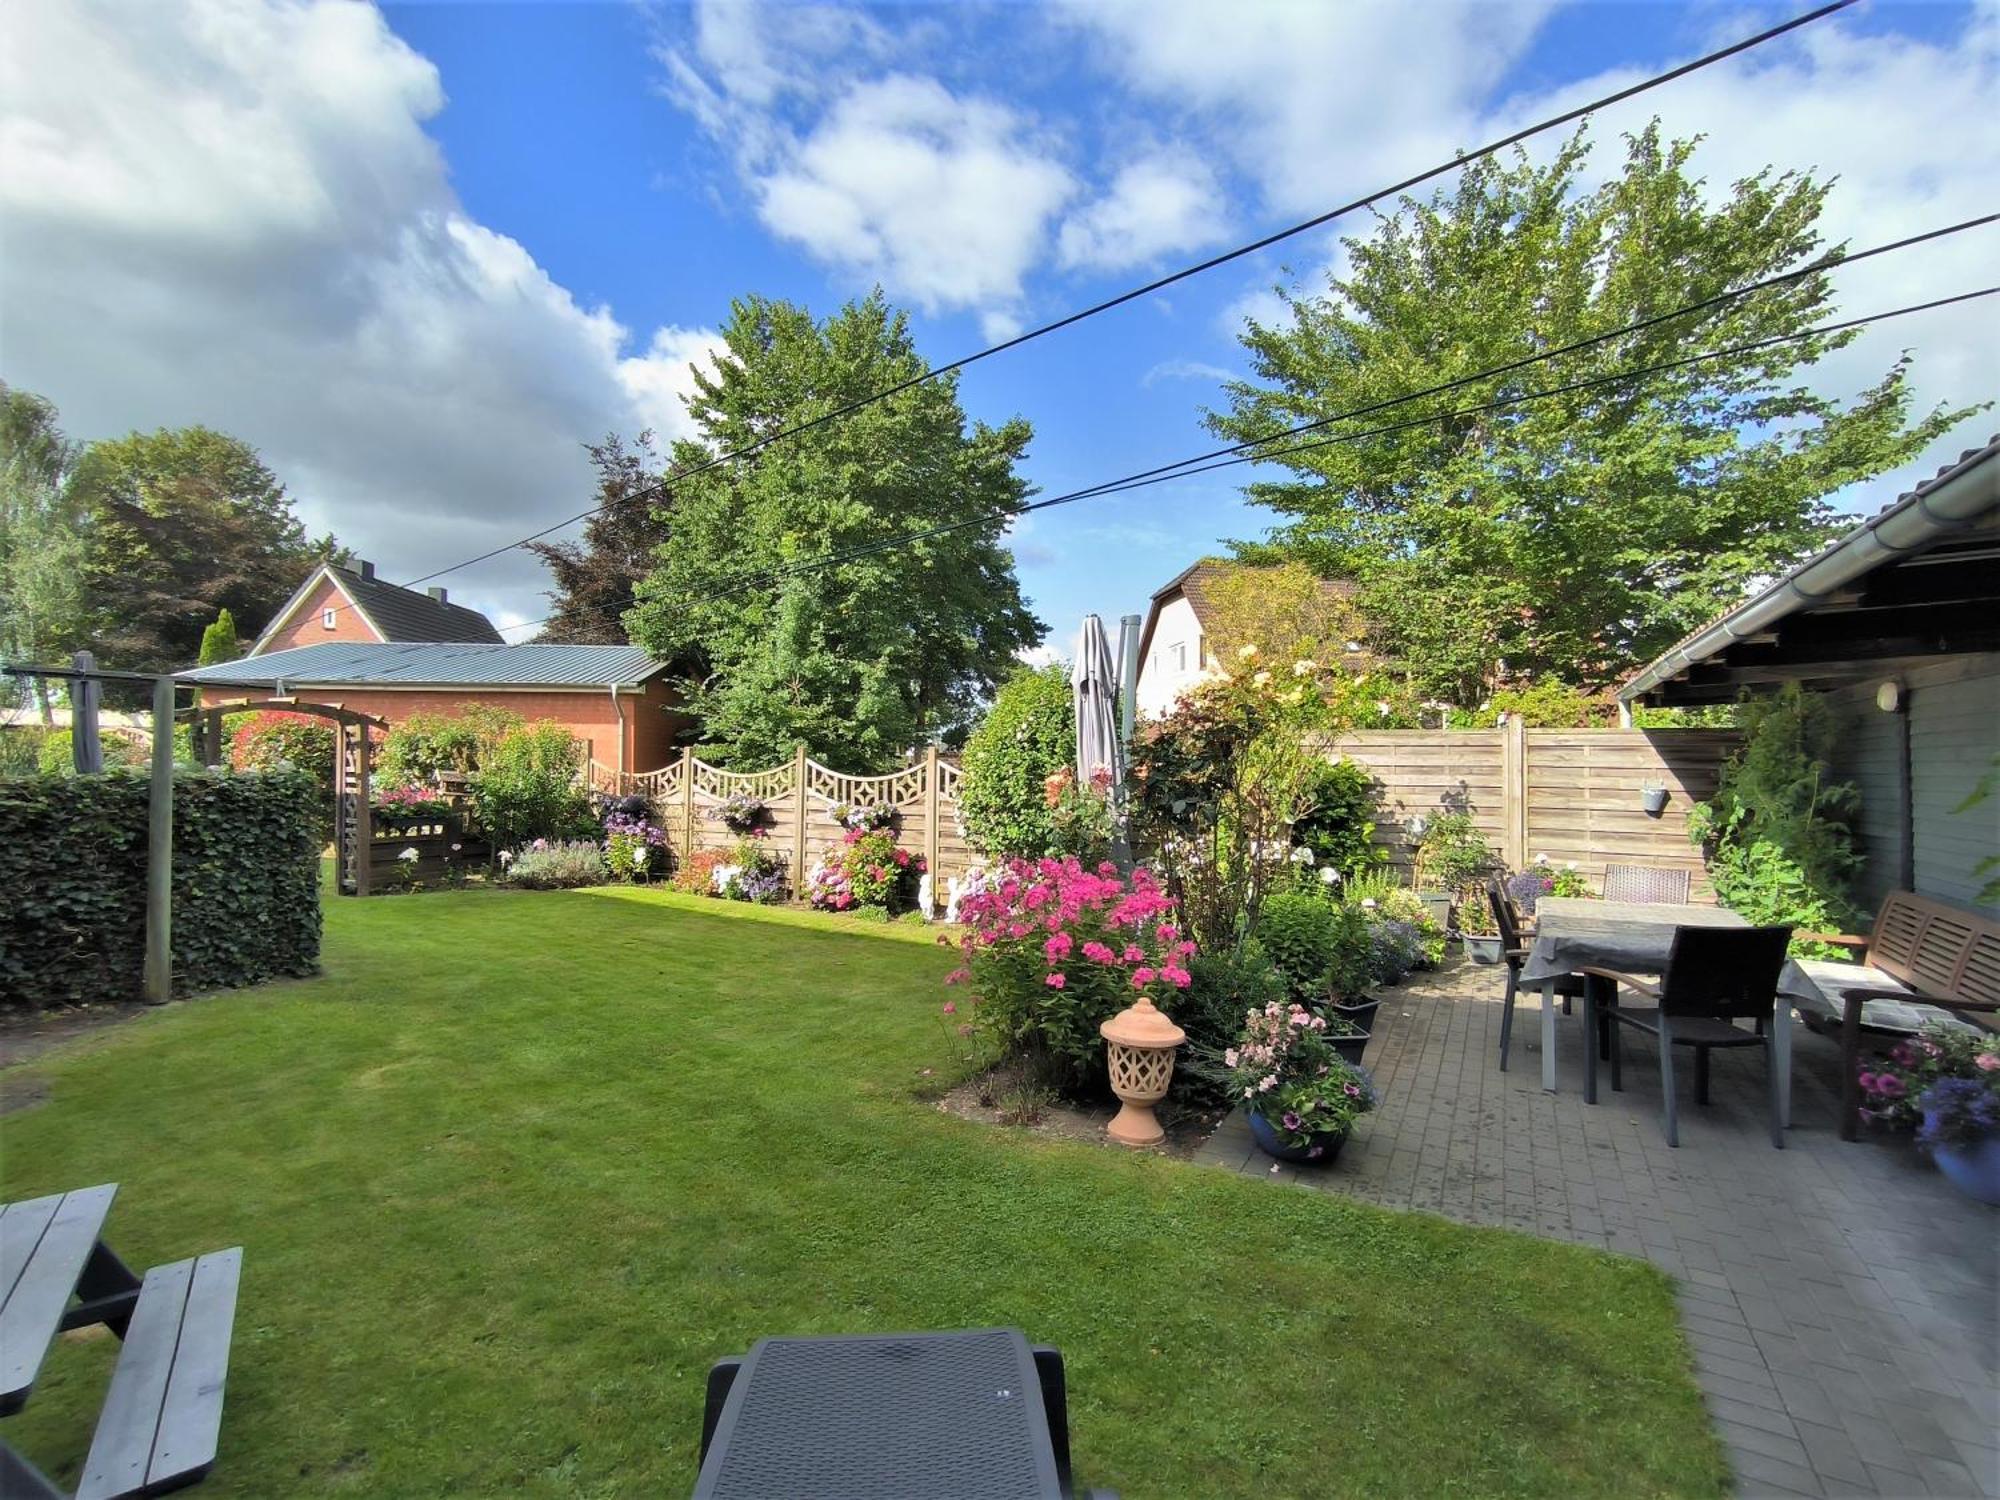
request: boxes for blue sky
[5,0,1994,653]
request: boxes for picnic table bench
[0,1184,240,1500]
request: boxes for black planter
[1461,934,1504,965]
[1332,996,1381,1035]
[1330,1032,1369,1066]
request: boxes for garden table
[1520,900,1785,1117]
[692,1328,1068,1500]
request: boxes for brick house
[181,641,687,776]
[247,559,506,655]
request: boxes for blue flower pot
[1927,1129,2000,1206]
[1247,1109,1349,1166]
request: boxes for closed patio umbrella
[1072,613,1123,792]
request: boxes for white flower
[398,847,419,863]
[499,849,514,865]
[631,846,649,867]
[450,843,462,852]
[1376,700,1391,716]
[1361,898,1377,910]
[1292,659,1317,676]
[1290,846,1315,865]
[1534,852,1551,866]
[1319,867,1340,886]
[1565,861,1577,871]
[1236,643,1260,661]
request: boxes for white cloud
[754,75,1076,315]
[0,0,719,630]
[1141,358,1236,389]
[1057,152,1228,271]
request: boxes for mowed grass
[1,886,1727,1498]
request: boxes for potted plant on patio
[1228,1001,1378,1164]
[1917,1065,2000,1205]
[1457,884,1504,964]
[1326,904,1382,1035]
[1408,811,1494,930]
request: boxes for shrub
[378,706,522,785]
[958,664,1078,859]
[1410,811,1494,893]
[673,849,731,896]
[472,721,594,848]
[1226,1002,1377,1153]
[603,807,669,881]
[0,768,321,1007]
[1857,1024,1996,1132]
[34,728,151,776]
[953,857,1192,1098]
[501,840,606,889]
[713,839,787,903]
[808,827,924,911]
[1325,904,1379,1000]
[1178,941,1290,1105]
[1256,891,1339,1002]
[1292,757,1383,876]
[232,711,337,839]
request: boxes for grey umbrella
[1072,613,1123,791]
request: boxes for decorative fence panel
[1326,723,1740,897]
[590,747,971,894]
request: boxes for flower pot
[1640,785,1670,816]
[1247,1109,1349,1165]
[1928,1131,2000,1206]
[1462,934,1504,965]
[1331,996,1380,1035]
[1418,891,1454,930]
[1330,1032,1369,1067]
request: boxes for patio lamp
[1100,996,1187,1147]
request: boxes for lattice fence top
[803,759,928,808]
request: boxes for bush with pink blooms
[808,827,925,912]
[1857,1022,1996,1131]
[949,856,1195,1096]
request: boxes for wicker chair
[1601,863,1691,905]
[1491,880,1596,1071]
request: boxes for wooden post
[791,743,810,895]
[924,744,941,898]
[352,721,373,897]
[680,747,696,859]
[144,675,175,1003]
[71,650,103,774]
[1501,714,1528,873]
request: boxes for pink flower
[1977,1054,2000,1072]
[1161,964,1191,988]
[1130,966,1157,987]
[1156,923,1178,943]
[1046,972,1067,989]
[944,968,970,985]
[1044,931,1074,960]
[1082,941,1115,963]
[1123,945,1144,963]
[942,1001,957,1015]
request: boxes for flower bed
[808,827,924,913]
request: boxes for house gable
[249,571,384,656]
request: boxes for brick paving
[1192,958,1998,1499]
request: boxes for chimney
[355,559,375,580]
[427,586,448,605]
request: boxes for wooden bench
[0,1185,240,1500]
[1785,891,2000,1140]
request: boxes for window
[322,609,337,629]
[1169,642,1186,671]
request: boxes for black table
[693,1328,1068,1500]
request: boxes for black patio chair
[1492,879,1595,1071]
[1579,924,1793,1149]
[1602,863,1692,904]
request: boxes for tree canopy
[0,385,90,716]
[528,432,671,646]
[1212,123,1981,706]
[623,292,1044,770]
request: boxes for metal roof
[178,642,670,689]
[1619,434,2000,703]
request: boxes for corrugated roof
[334,565,505,644]
[179,642,669,688]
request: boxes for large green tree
[1212,124,1981,705]
[70,423,338,671]
[0,384,91,719]
[624,293,1045,770]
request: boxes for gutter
[1619,438,2000,703]
[609,684,627,776]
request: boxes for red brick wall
[255,577,380,654]
[203,685,689,773]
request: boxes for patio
[1195,959,1999,1499]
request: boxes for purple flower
[1281,1111,1302,1131]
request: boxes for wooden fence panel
[1326,727,1739,897]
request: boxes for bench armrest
[1575,965,1661,999]
[1800,931,1869,952]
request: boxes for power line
[497,282,1993,640]
[354,0,1857,611]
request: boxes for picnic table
[1519,900,1789,1119]
[693,1328,1074,1500]
[0,1184,239,1500]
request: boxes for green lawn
[1,886,1727,1497]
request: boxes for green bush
[958,664,1078,858]
[1293,757,1382,876]
[232,712,338,840]
[34,729,150,776]
[502,840,607,890]
[1410,811,1494,893]
[473,721,595,849]
[1178,940,1289,1105]
[1,726,57,778]
[379,706,523,785]
[0,768,321,1008]
[1257,891,1339,1002]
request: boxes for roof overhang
[1620,437,2000,707]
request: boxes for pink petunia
[1046,972,1067,989]
[1130,966,1157,987]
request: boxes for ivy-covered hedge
[0,768,323,1009]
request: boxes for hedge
[0,768,323,1009]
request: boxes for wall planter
[1928,1131,2000,1206]
[1462,934,1505,965]
[1247,1110,1350,1166]
[1640,784,1670,816]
